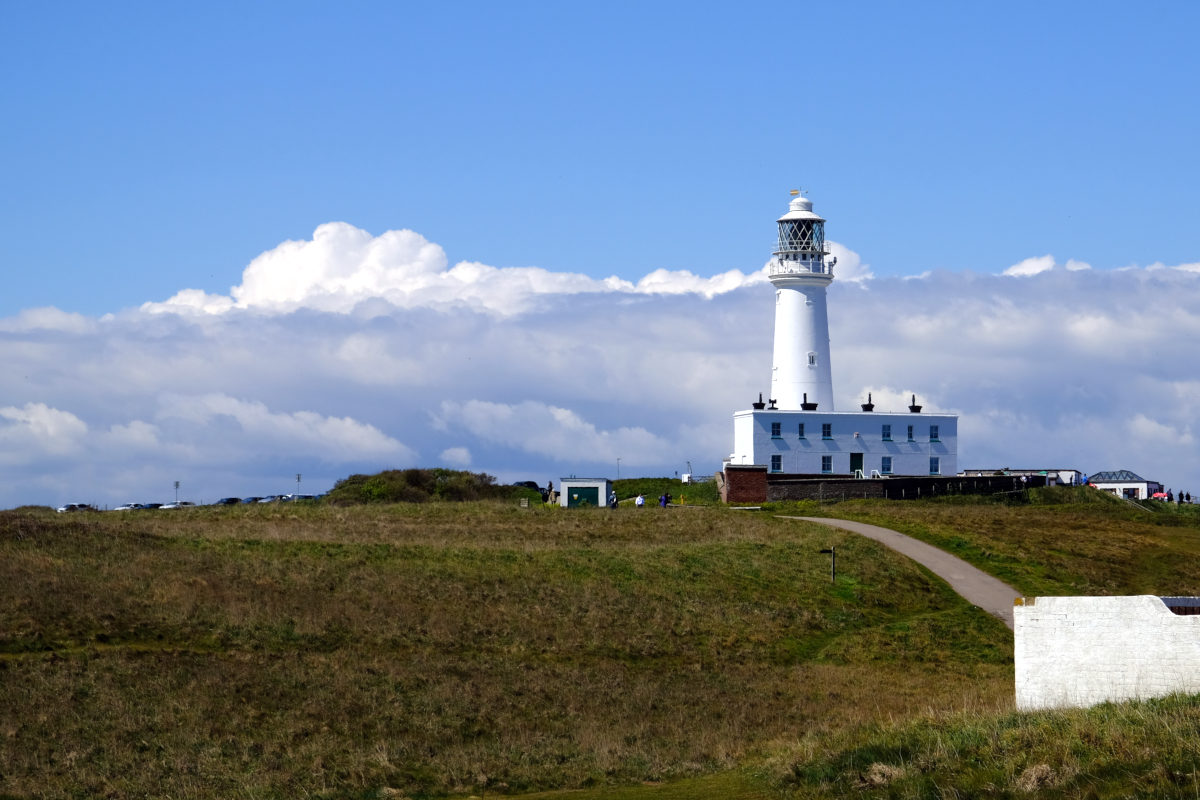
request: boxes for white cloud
[827,241,873,283]
[436,399,675,466]
[1004,254,1056,277]
[4,222,1200,506]
[155,393,414,463]
[0,403,88,460]
[440,447,472,467]
[142,222,769,318]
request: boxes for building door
[849,453,864,476]
[568,486,600,507]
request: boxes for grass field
[2,488,1199,798]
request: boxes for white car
[112,503,141,511]
[159,501,196,510]
[55,503,95,513]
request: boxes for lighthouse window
[821,423,832,439]
[881,456,893,475]
[929,425,940,442]
[808,352,817,367]
[907,425,915,442]
[771,455,782,472]
[930,456,941,475]
[881,424,892,441]
[798,423,806,438]
[770,422,781,438]
[821,455,833,474]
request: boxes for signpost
[819,546,836,584]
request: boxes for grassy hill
[2,488,1198,798]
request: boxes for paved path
[785,516,1020,629]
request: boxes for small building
[558,478,612,508]
[960,468,1084,487]
[1087,469,1163,500]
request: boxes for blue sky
[6,2,1198,314]
[1,2,1199,506]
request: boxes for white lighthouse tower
[723,189,958,497]
[769,191,836,411]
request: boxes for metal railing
[773,241,830,255]
[768,260,835,277]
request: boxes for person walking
[609,490,618,510]
[635,493,644,508]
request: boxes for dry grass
[0,502,1012,799]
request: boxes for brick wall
[719,466,768,503]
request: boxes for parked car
[55,503,96,513]
[112,503,142,511]
[240,497,263,504]
[214,497,241,505]
[159,501,196,510]
[512,481,550,502]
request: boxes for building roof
[1088,470,1148,483]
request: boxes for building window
[770,422,781,438]
[881,456,893,475]
[798,423,805,439]
[907,425,914,442]
[822,423,832,439]
[930,424,940,442]
[808,352,817,367]
[882,424,892,441]
[821,455,833,473]
[771,454,782,472]
[930,456,941,475]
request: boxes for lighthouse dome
[777,195,825,222]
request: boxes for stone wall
[717,470,1040,504]
[1014,595,1200,710]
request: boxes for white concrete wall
[1014,595,1200,711]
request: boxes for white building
[558,478,612,508]
[725,192,958,478]
[1086,470,1163,500]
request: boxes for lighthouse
[722,189,959,498]
[769,192,836,411]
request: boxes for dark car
[214,497,241,505]
[512,481,549,502]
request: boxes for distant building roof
[1089,470,1148,483]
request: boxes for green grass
[773,692,1200,798]
[4,490,1200,799]
[811,486,1200,597]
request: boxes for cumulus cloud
[0,403,88,462]
[142,222,768,318]
[4,223,1200,507]
[1004,254,1056,277]
[435,400,676,465]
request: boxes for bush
[326,468,532,505]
